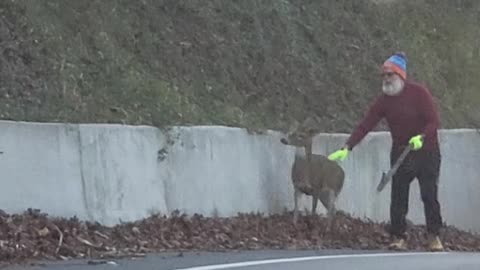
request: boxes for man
[327,52,444,251]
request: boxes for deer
[280,118,345,226]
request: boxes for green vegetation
[1,0,479,132]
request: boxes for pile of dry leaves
[1,208,480,265]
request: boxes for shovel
[376,144,413,192]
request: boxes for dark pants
[389,145,442,239]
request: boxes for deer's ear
[287,120,300,134]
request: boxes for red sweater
[346,80,440,151]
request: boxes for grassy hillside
[1,0,480,133]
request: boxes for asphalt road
[4,250,480,270]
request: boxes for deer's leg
[311,195,318,216]
[293,188,300,225]
[326,190,337,232]
[318,191,329,213]
[327,190,337,217]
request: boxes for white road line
[174,252,450,270]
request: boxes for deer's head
[280,117,319,160]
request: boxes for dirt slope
[1,0,480,133]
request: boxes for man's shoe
[388,238,407,250]
[427,234,444,252]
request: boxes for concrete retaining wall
[0,120,478,233]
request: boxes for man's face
[382,69,404,96]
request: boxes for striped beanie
[383,52,407,80]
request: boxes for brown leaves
[1,208,480,266]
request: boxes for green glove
[328,148,349,161]
[409,134,424,150]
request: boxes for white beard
[382,78,404,96]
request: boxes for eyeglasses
[382,72,395,78]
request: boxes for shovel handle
[386,144,412,178]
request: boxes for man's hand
[328,147,350,161]
[409,134,424,150]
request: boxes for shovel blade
[377,172,390,192]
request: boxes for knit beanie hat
[383,52,407,80]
